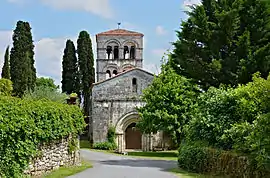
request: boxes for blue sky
[0,0,200,85]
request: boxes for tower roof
[96,29,144,37]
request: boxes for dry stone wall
[24,137,80,177]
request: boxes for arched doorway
[125,123,142,149]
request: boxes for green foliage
[186,73,270,149]
[10,20,37,97]
[68,137,79,154]
[70,93,78,98]
[93,126,117,151]
[23,86,68,104]
[1,46,10,79]
[77,31,95,116]
[36,77,59,90]
[185,73,270,172]
[92,142,117,151]
[137,62,199,145]
[0,96,85,177]
[0,79,13,96]
[178,144,269,177]
[61,39,79,95]
[171,0,270,90]
[107,126,116,144]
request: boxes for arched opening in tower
[112,70,118,77]
[130,46,136,59]
[105,70,111,79]
[124,46,129,59]
[106,46,112,59]
[113,46,119,59]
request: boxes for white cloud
[0,30,98,86]
[35,34,97,86]
[182,0,201,10]
[40,0,113,19]
[155,26,167,36]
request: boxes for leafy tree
[171,0,270,89]
[77,31,95,116]
[61,39,79,95]
[23,86,68,104]
[10,21,37,97]
[36,77,59,90]
[137,61,199,145]
[1,46,10,79]
[0,78,13,96]
[186,73,270,150]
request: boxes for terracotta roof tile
[96,29,144,37]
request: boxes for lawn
[168,168,224,178]
[43,160,92,178]
[127,150,178,161]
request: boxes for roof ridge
[96,29,144,37]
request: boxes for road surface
[68,149,178,178]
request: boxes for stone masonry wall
[92,69,154,143]
[24,137,80,177]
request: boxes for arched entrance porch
[115,111,152,152]
[125,123,142,149]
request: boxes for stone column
[119,48,124,59]
[116,133,124,153]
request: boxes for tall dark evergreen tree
[1,46,10,79]
[77,31,95,117]
[10,21,36,97]
[171,0,270,89]
[61,39,79,94]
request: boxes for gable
[92,69,154,101]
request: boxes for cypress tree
[77,31,95,117]
[171,0,270,89]
[61,39,79,94]
[10,21,37,97]
[1,46,10,79]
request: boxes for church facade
[91,29,170,152]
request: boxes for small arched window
[105,70,111,79]
[130,46,136,59]
[132,78,137,93]
[106,46,112,59]
[124,46,129,59]
[113,46,119,59]
[112,70,118,77]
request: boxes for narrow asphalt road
[68,149,178,178]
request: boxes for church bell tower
[95,28,144,82]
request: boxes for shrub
[92,142,117,150]
[92,126,117,151]
[23,86,68,103]
[186,73,270,150]
[0,78,13,96]
[107,126,116,144]
[0,96,85,177]
[178,144,270,177]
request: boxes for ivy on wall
[0,96,85,177]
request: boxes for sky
[0,0,201,85]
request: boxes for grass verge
[43,160,92,178]
[168,168,223,178]
[127,151,178,161]
[80,140,178,161]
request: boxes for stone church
[90,28,170,152]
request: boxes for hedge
[178,144,270,178]
[0,96,85,177]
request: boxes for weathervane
[117,22,121,29]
